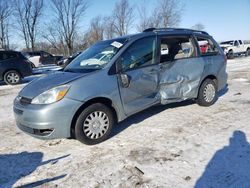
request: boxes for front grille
[14,107,23,115]
[20,97,32,105]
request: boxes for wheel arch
[70,97,118,138]
[197,75,218,98]
[3,69,23,78]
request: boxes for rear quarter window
[0,52,18,61]
[196,36,219,56]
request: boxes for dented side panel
[158,57,205,104]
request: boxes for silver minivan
[13,28,228,145]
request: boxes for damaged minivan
[13,28,227,145]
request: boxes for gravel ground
[0,57,250,188]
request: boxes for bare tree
[84,16,104,46]
[191,23,205,31]
[12,0,44,51]
[50,0,88,55]
[137,2,152,32]
[103,16,116,39]
[112,0,134,36]
[0,1,12,49]
[150,0,183,28]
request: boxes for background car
[57,51,81,67]
[25,51,64,67]
[0,50,33,85]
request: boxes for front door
[117,36,159,115]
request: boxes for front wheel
[4,70,21,85]
[197,79,217,107]
[75,103,114,145]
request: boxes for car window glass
[42,52,52,58]
[160,36,196,63]
[121,37,156,71]
[196,37,219,56]
[234,41,239,46]
[7,53,18,59]
[239,40,243,45]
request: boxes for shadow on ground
[0,152,69,188]
[195,130,250,188]
[111,84,229,138]
[111,100,196,138]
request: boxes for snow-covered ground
[0,57,250,188]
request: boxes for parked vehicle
[25,51,64,67]
[0,51,33,85]
[57,52,81,67]
[14,28,228,145]
[220,40,250,59]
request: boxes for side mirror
[120,73,131,88]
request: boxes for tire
[245,48,250,57]
[4,70,21,85]
[227,50,234,59]
[197,79,217,107]
[75,103,114,145]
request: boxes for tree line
[0,0,186,56]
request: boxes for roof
[143,28,209,35]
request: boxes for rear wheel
[197,79,217,107]
[4,70,21,85]
[227,50,234,59]
[245,48,250,57]
[75,103,114,145]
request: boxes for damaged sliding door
[158,35,205,104]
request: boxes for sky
[80,0,250,41]
[11,0,250,48]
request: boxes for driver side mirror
[116,58,131,88]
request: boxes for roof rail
[143,28,209,35]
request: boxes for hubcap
[83,111,109,139]
[203,84,215,103]
[6,72,20,84]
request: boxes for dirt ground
[1,57,250,188]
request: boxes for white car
[220,40,250,59]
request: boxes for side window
[0,52,11,60]
[121,37,156,71]
[239,40,243,45]
[160,36,196,63]
[7,53,18,59]
[234,40,239,46]
[42,52,52,58]
[196,36,219,56]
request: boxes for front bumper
[13,97,83,139]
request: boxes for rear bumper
[13,97,83,139]
[218,68,228,92]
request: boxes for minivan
[14,28,228,145]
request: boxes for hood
[19,71,87,99]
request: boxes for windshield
[220,41,234,45]
[64,39,127,73]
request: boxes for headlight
[31,85,70,104]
